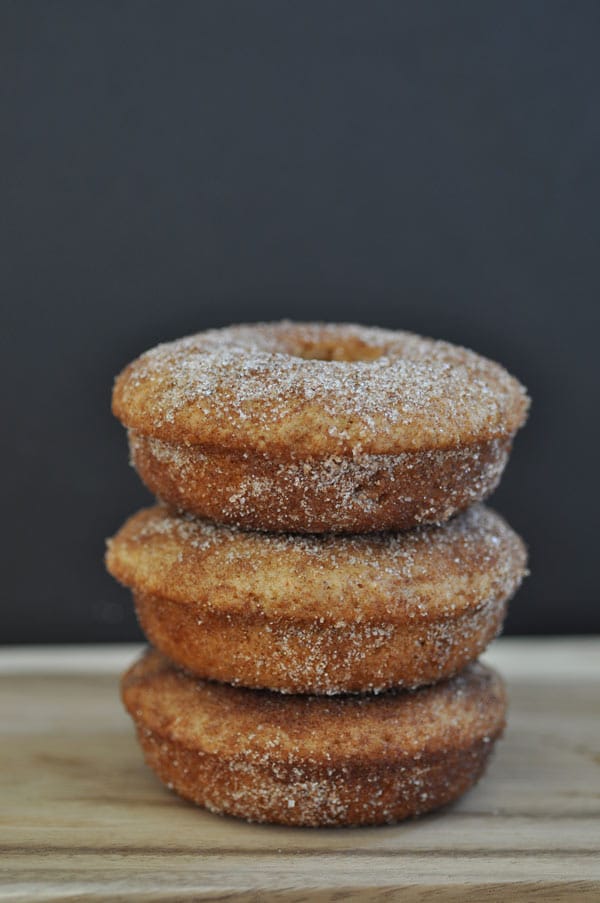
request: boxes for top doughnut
[113,322,529,533]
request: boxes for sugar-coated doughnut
[121,650,506,827]
[112,322,529,533]
[107,504,526,694]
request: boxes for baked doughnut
[106,504,526,694]
[121,650,506,826]
[112,322,529,533]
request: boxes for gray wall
[3,1,599,641]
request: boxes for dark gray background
[2,1,598,643]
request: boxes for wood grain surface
[1,639,599,901]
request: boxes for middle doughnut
[106,504,526,695]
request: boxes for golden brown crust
[113,322,529,454]
[107,504,526,693]
[128,430,514,533]
[113,322,529,533]
[121,651,507,826]
[132,591,508,694]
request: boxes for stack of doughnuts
[107,322,529,826]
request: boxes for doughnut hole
[289,336,385,362]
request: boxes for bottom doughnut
[121,650,506,827]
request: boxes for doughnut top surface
[112,322,529,455]
[122,650,506,765]
[106,503,527,622]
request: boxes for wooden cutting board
[1,639,599,901]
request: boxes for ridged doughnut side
[136,728,497,826]
[132,590,508,693]
[127,430,514,533]
[121,652,507,826]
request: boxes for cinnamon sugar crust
[107,504,526,693]
[128,430,513,534]
[121,651,507,826]
[113,322,528,533]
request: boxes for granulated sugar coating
[113,323,529,533]
[106,504,527,693]
[110,321,530,826]
[113,322,529,453]
[121,650,507,827]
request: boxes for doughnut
[112,322,529,533]
[121,650,506,827]
[106,503,526,694]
